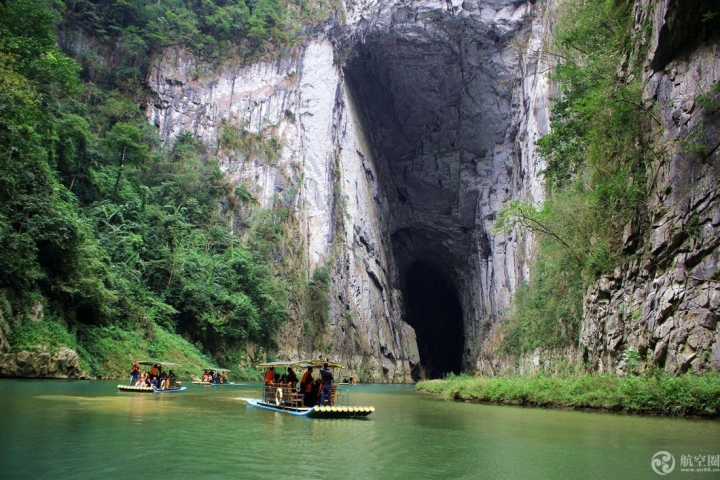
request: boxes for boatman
[130,362,140,386]
[318,362,334,406]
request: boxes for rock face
[340,0,549,377]
[145,0,718,379]
[580,1,720,374]
[0,348,87,379]
[146,0,549,381]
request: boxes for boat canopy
[136,360,182,367]
[200,366,229,371]
[257,359,345,369]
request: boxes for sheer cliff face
[581,0,720,375]
[145,0,720,381]
[146,0,549,381]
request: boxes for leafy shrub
[417,373,720,416]
[8,319,78,355]
[1,1,294,375]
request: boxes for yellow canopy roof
[257,359,345,369]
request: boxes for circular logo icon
[651,451,675,475]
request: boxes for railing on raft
[262,384,349,408]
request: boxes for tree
[103,122,148,198]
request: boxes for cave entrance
[342,20,512,380]
[405,261,464,380]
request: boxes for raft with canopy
[117,360,186,393]
[192,367,240,386]
[243,360,374,418]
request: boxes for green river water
[0,380,719,479]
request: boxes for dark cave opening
[340,22,515,380]
[405,261,464,380]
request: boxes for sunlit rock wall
[147,40,420,382]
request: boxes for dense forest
[0,0,339,379]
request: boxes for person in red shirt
[300,366,314,406]
[264,367,275,384]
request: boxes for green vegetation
[219,121,281,164]
[63,0,344,87]
[304,266,330,347]
[8,319,80,356]
[0,0,321,379]
[417,373,720,417]
[493,0,650,353]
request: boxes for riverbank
[416,373,720,417]
[2,320,263,382]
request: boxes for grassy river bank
[416,373,720,417]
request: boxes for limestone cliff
[146,0,548,381]
[581,0,720,375]
[145,0,719,381]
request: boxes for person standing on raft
[318,362,334,406]
[264,366,275,384]
[301,366,315,406]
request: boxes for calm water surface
[1,380,719,479]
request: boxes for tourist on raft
[264,366,275,385]
[301,366,315,407]
[318,362,334,406]
[130,362,141,386]
[138,372,149,386]
[286,367,299,389]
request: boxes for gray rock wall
[580,0,720,374]
[0,348,87,379]
[147,40,422,381]
[335,0,549,374]
[145,0,550,381]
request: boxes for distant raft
[117,384,187,393]
[119,360,186,393]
